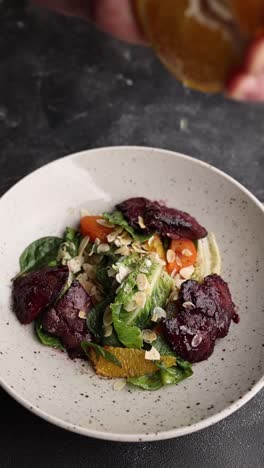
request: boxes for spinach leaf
[129,360,193,391]
[152,334,175,357]
[103,210,151,243]
[162,237,170,251]
[157,363,193,386]
[35,318,65,350]
[86,296,122,347]
[103,331,123,347]
[81,341,122,367]
[176,357,193,372]
[19,236,62,274]
[87,296,112,340]
[95,251,118,292]
[57,227,82,265]
[128,373,163,391]
[96,267,113,291]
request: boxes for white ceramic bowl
[0,146,263,442]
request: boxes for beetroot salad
[12,198,238,391]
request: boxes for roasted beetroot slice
[163,307,217,363]
[163,274,237,363]
[180,275,237,337]
[117,197,207,240]
[12,266,68,324]
[42,280,92,358]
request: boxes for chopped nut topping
[103,306,113,326]
[180,265,195,279]
[124,300,137,312]
[174,274,187,290]
[113,379,127,391]
[138,216,146,229]
[145,346,160,361]
[78,236,90,257]
[182,301,195,310]
[104,324,113,337]
[96,219,115,228]
[97,243,110,253]
[115,245,130,256]
[166,249,176,263]
[134,291,147,309]
[182,248,192,257]
[151,306,167,322]
[142,329,157,344]
[78,310,87,319]
[136,273,149,291]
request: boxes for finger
[89,0,146,44]
[32,0,146,44]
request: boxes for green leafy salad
[12,197,222,391]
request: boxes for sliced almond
[131,243,146,253]
[182,248,192,257]
[113,379,127,391]
[136,273,149,291]
[107,267,116,278]
[182,301,195,310]
[94,238,101,246]
[97,243,110,253]
[166,249,176,263]
[107,232,117,243]
[114,238,122,248]
[96,219,115,228]
[82,263,96,279]
[191,333,203,348]
[180,265,195,279]
[169,290,179,302]
[124,300,137,312]
[142,329,157,344]
[145,346,160,361]
[151,306,167,322]
[170,268,178,279]
[134,291,147,309]
[67,256,84,273]
[78,310,87,319]
[67,271,74,288]
[107,227,123,243]
[138,216,146,229]
[104,324,113,337]
[115,245,130,256]
[174,274,187,290]
[148,236,155,247]
[118,232,133,245]
[175,256,183,267]
[78,236,90,257]
[116,265,131,284]
[103,306,113,326]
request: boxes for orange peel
[135,0,264,93]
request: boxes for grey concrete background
[0,4,263,468]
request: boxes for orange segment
[89,346,176,378]
[167,239,197,275]
[230,0,264,36]
[143,234,166,262]
[80,216,113,242]
[136,0,240,92]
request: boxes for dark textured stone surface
[0,4,263,468]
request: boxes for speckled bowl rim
[0,146,263,442]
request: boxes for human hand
[32,0,146,44]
